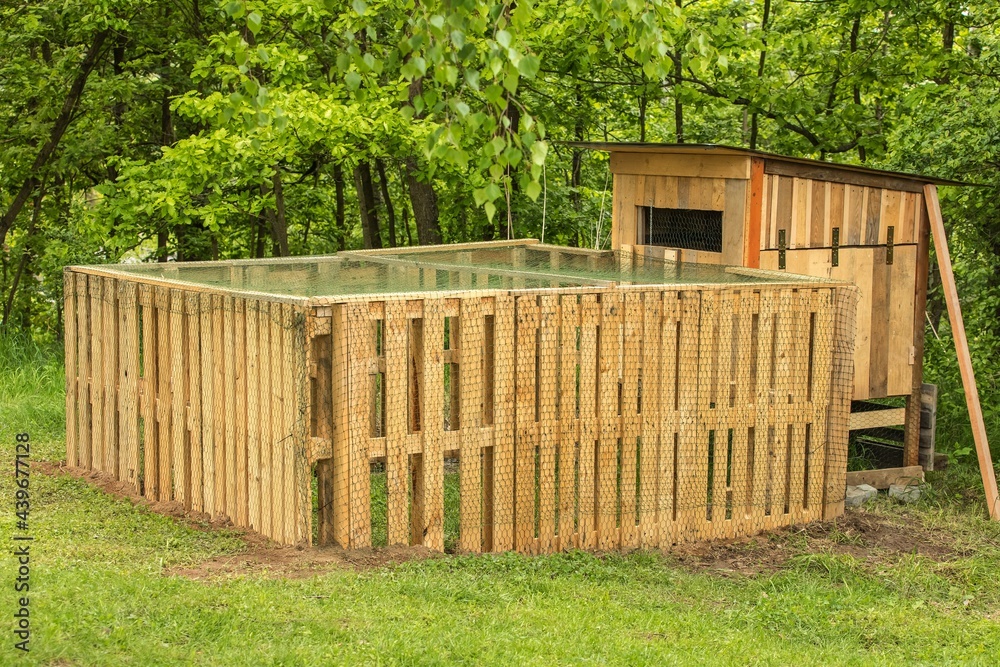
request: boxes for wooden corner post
[924,184,999,520]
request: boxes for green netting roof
[93,242,826,299]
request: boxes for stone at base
[846,484,878,507]
[888,483,922,504]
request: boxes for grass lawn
[3,335,1000,666]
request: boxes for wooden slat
[291,305,312,544]
[865,188,883,245]
[421,299,446,551]
[270,302,287,542]
[791,177,808,249]
[75,274,92,471]
[458,297,484,552]
[639,291,662,548]
[156,287,172,500]
[924,184,999,520]
[868,247,890,397]
[810,181,827,247]
[186,293,203,513]
[90,276,105,475]
[514,295,539,553]
[282,303,297,544]
[597,291,622,550]
[140,284,157,499]
[845,185,865,246]
[620,292,642,548]
[886,245,917,396]
[558,295,579,548]
[658,294,679,547]
[491,293,516,551]
[212,294,226,516]
[845,465,924,490]
[118,282,140,489]
[199,293,216,517]
[746,159,764,267]
[234,299,248,527]
[610,152,750,179]
[245,301,260,529]
[577,294,599,549]
[346,303,373,547]
[224,297,238,521]
[676,291,702,542]
[385,300,410,546]
[169,290,187,506]
[64,272,78,468]
[538,294,559,552]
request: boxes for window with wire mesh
[638,206,723,253]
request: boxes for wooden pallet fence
[63,269,311,546]
[312,284,856,553]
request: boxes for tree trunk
[268,169,290,256]
[375,158,397,247]
[333,163,347,250]
[749,0,771,150]
[2,190,43,328]
[0,29,109,247]
[404,158,442,245]
[354,161,382,249]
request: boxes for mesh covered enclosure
[63,241,858,551]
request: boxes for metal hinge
[831,227,840,267]
[778,229,786,270]
[886,225,894,265]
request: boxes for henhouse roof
[564,142,970,188]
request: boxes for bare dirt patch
[670,509,955,576]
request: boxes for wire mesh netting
[63,241,859,552]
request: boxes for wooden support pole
[924,184,999,520]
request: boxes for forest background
[2,0,998,464]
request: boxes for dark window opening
[639,206,723,253]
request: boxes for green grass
[3,334,1000,665]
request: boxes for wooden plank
[155,287,172,500]
[881,190,902,245]
[810,181,827,247]
[291,305,312,545]
[848,407,906,430]
[597,291,622,550]
[675,291,702,542]
[492,294,516,551]
[752,289,776,529]
[421,299,446,550]
[746,159,764,267]
[514,295,539,553]
[791,177,809,249]
[639,291,662,548]
[831,248,874,399]
[211,294,226,516]
[732,291,758,532]
[186,293,203,513]
[924,184,999,519]
[458,297,484,552]
[610,152,750,179]
[538,294,559,552]
[234,299,248,527]
[845,185,865,246]
[245,301,260,529]
[868,247,890,397]
[257,302,274,539]
[577,294,599,549]
[865,188,883,245]
[270,302,287,542]
[102,278,120,478]
[886,246,917,396]
[282,303,298,544]
[224,297,238,521]
[828,183,845,248]
[619,292,641,548]
[722,178,747,266]
[199,293,216,519]
[331,304,350,547]
[89,276,105,475]
[385,299,410,546]
[695,290,721,538]
[118,282,140,490]
[845,465,924,490]
[140,284,157,499]
[169,290,188,506]
[807,291,833,521]
[558,295,579,548]
[657,294,679,547]
[64,272,78,467]
[904,197,931,468]
[75,274,92,471]
[713,291,736,538]
[763,159,926,193]
[823,287,857,519]
[772,176,793,250]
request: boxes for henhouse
[574,142,965,479]
[63,240,859,551]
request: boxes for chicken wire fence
[63,242,859,552]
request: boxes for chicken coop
[63,240,859,551]
[576,142,963,481]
